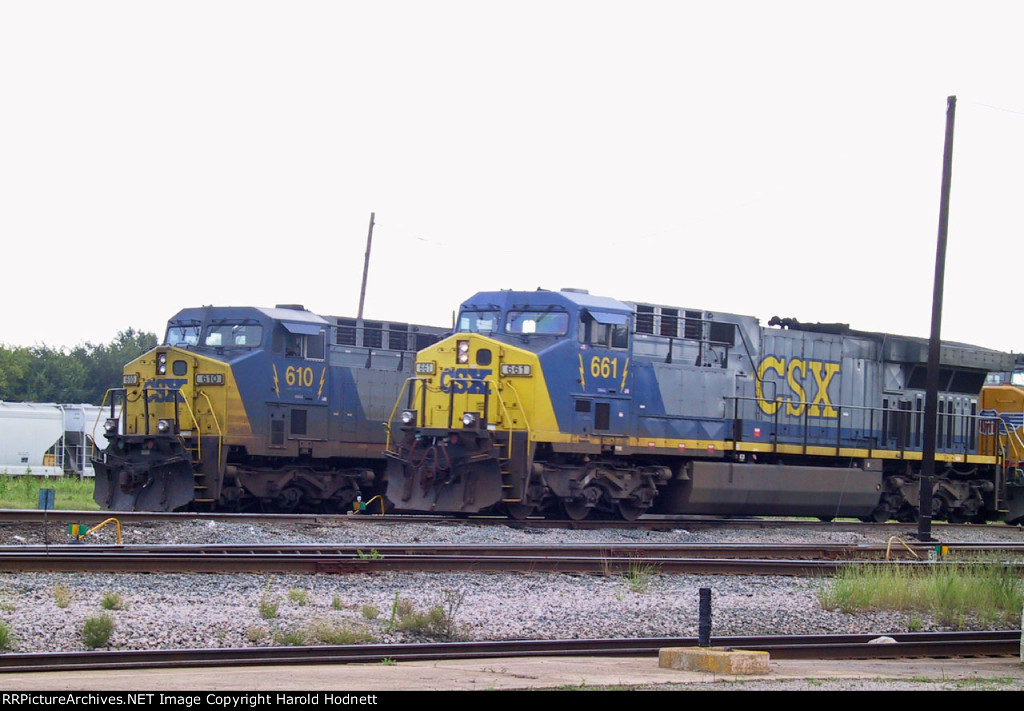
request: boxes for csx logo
[440,368,493,393]
[146,378,187,403]
[755,357,840,418]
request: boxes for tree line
[0,329,158,405]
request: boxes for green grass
[81,613,115,648]
[0,620,13,649]
[287,588,311,606]
[623,559,657,593]
[387,589,466,640]
[100,592,127,611]
[0,475,99,510]
[53,583,74,609]
[271,620,375,646]
[818,558,1024,628]
[259,596,280,619]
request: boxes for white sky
[2,1,1022,354]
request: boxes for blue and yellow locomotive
[93,305,446,511]
[385,288,1024,522]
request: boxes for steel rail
[0,542,973,557]
[0,631,1016,673]
[2,546,1023,575]
[3,508,1019,533]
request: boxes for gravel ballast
[1,518,1021,656]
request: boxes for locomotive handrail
[141,382,181,435]
[444,378,490,429]
[385,377,429,450]
[726,395,994,461]
[1000,422,1024,461]
[497,380,532,434]
[96,388,125,443]
[139,384,211,462]
[195,389,224,467]
[491,379,534,506]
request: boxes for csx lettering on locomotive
[755,356,840,417]
[146,378,187,402]
[440,368,493,393]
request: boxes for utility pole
[918,96,957,543]
[357,212,375,321]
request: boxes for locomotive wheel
[275,486,303,511]
[859,505,893,523]
[505,503,536,520]
[617,501,647,521]
[562,501,591,521]
[895,505,918,523]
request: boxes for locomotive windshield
[458,309,501,334]
[165,324,200,347]
[505,310,570,336]
[203,323,263,347]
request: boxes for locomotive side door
[573,309,632,437]
[272,323,329,445]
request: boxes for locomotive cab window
[579,310,629,350]
[166,324,200,347]
[458,310,501,334]
[281,324,325,360]
[204,323,263,348]
[505,310,569,336]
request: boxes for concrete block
[659,646,771,675]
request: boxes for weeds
[100,592,126,611]
[287,589,311,606]
[272,619,375,646]
[272,627,308,646]
[81,613,114,648]
[53,584,74,609]
[0,620,13,649]
[819,557,1024,628]
[305,619,375,645]
[624,559,656,594]
[388,589,466,640]
[259,578,279,619]
[259,597,280,620]
[0,588,13,613]
[361,604,380,620]
[246,626,268,643]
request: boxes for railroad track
[0,631,1016,673]
[4,508,1018,533]
[2,542,1023,575]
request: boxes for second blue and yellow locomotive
[385,288,1024,522]
[93,305,446,511]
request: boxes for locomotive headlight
[156,418,174,434]
[156,352,168,375]
[400,410,417,425]
[457,340,470,364]
[104,418,118,434]
[461,412,479,428]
